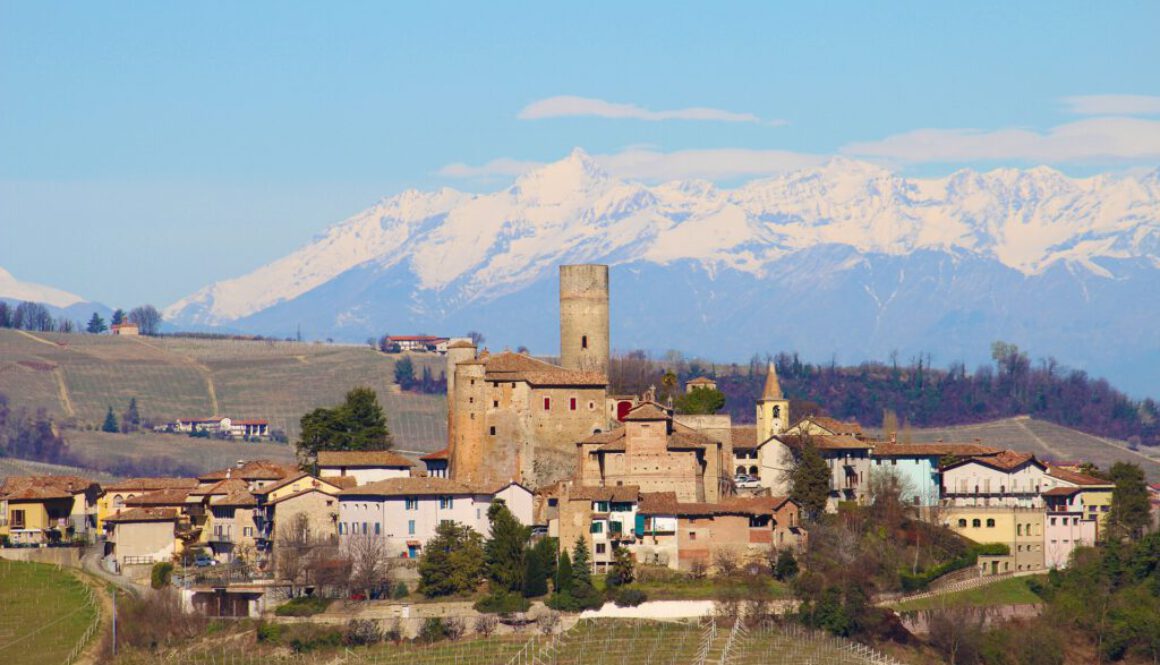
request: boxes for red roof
[420,448,450,461]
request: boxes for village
[0,265,1158,665]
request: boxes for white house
[316,450,415,486]
[941,451,1047,508]
[337,477,533,558]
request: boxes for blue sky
[2,2,1158,307]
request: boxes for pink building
[337,477,532,558]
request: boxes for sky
[1,2,1159,307]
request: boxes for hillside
[902,416,1160,481]
[164,151,1160,396]
[0,329,448,454]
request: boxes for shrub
[392,581,409,599]
[287,625,342,653]
[474,591,531,614]
[614,588,647,607]
[774,550,799,581]
[256,622,284,643]
[537,609,561,634]
[474,614,499,637]
[274,596,333,617]
[443,617,466,641]
[343,619,382,646]
[419,618,449,643]
[150,562,174,589]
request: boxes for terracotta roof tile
[1047,466,1113,487]
[340,476,481,497]
[199,460,297,482]
[774,434,873,451]
[637,492,794,517]
[730,427,758,451]
[102,477,199,492]
[215,489,257,507]
[623,402,670,421]
[569,485,640,502]
[482,352,606,386]
[873,443,1001,458]
[268,487,335,506]
[316,450,414,468]
[943,450,1043,472]
[125,488,191,506]
[189,478,249,496]
[420,447,450,461]
[0,475,96,500]
[802,417,864,437]
[105,507,179,523]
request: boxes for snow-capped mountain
[0,267,87,308]
[166,150,1160,395]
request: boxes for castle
[445,265,616,488]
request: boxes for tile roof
[482,352,606,387]
[189,478,250,497]
[125,488,191,506]
[1046,466,1113,487]
[446,339,477,350]
[420,447,450,461]
[199,460,297,482]
[105,507,178,523]
[316,450,415,468]
[760,363,783,400]
[1043,487,1082,497]
[0,475,96,500]
[774,434,873,451]
[268,487,335,506]
[801,417,864,437]
[943,450,1042,472]
[730,427,758,451]
[568,485,640,502]
[873,443,1001,458]
[581,422,717,452]
[340,476,482,497]
[214,489,258,507]
[623,403,669,421]
[328,476,359,489]
[102,477,199,492]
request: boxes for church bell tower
[755,362,789,444]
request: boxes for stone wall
[558,264,609,377]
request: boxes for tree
[128,305,162,335]
[571,537,593,590]
[1107,462,1150,541]
[296,387,392,460]
[673,387,726,415]
[102,406,119,433]
[466,331,485,346]
[418,521,486,597]
[791,439,831,522]
[555,548,573,595]
[774,549,799,581]
[607,546,635,588]
[346,533,394,599]
[484,501,529,592]
[394,356,415,391]
[522,547,548,598]
[111,308,125,325]
[86,313,107,334]
[0,302,10,328]
[124,398,141,432]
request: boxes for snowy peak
[0,267,86,308]
[165,153,1160,328]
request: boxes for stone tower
[443,338,477,475]
[755,362,789,444]
[558,264,610,377]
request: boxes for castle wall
[559,265,610,377]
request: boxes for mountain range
[6,150,1158,396]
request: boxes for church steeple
[756,362,789,443]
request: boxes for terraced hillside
[0,330,448,452]
[904,416,1160,481]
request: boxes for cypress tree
[484,501,529,592]
[522,547,548,597]
[125,398,140,429]
[555,549,573,595]
[102,407,119,433]
[791,439,831,521]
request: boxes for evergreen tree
[571,537,593,590]
[1108,462,1150,540]
[791,439,831,522]
[521,547,548,597]
[296,387,392,459]
[125,398,140,430]
[673,387,726,415]
[418,521,486,597]
[533,537,558,582]
[86,313,107,334]
[774,549,799,581]
[111,309,125,326]
[607,546,635,588]
[555,549,573,595]
[102,406,119,433]
[484,501,529,592]
[394,356,415,390]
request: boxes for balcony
[208,532,234,544]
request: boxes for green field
[0,330,448,457]
[902,416,1160,481]
[0,560,100,665]
[890,576,1046,612]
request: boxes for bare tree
[345,533,395,599]
[128,304,163,335]
[927,603,989,665]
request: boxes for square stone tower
[558,264,610,377]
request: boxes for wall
[943,462,1046,508]
[319,467,409,485]
[1044,512,1096,569]
[870,456,941,506]
[113,520,176,563]
[339,493,492,556]
[559,264,610,377]
[272,491,338,544]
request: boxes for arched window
[736,466,746,476]
[972,519,981,528]
[986,519,995,527]
[772,405,781,418]
[113,494,124,508]
[749,466,759,476]
[1017,524,1023,536]
[958,519,967,528]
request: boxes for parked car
[193,554,218,568]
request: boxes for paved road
[80,549,151,597]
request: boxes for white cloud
[438,147,824,182]
[841,117,1160,164]
[518,95,785,125]
[1062,94,1160,116]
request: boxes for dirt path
[130,337,220,415]
[1012,418,1064,458]
[71,567,112,665]
[53,366,76,417]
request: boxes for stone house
[554,484,641,572]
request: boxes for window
[439,496,454,509]
[986,519,995,527]
[543,397,551,411]
[749,466,758,476]
[405,497,419,510]
[113,494,124,508]
[1017,524,1023,536]
[362,522,368,534]
[958,519,967,528]
[374,523,381,535]
[408,520,415,535]
[338,522,345,535]
[588,401,595,410]
[493,400,499,408]
[489,426,496,436]
[11,509,25,529]
[570,398,577,411]
[891,459,897,466]
[581,335,588,349]
[440,519,452,527]
[772,405,780,418]
[595,501,609,512]
[590,521,604,534]
[595,543,606,554]
[243,527,253,537]
[1050,517,1056,526]
[972,519,981,528]
[689,531,697,540]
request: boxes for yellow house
[250,473,350,566]
[0,476,99,545]
[97,477,199,530]
[941,505,1046,574]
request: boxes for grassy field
[0,456,121,484]
[0,560,100,665]
[890,575,1046,612]
[0,330,448,456]
[901,416,1160,481]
